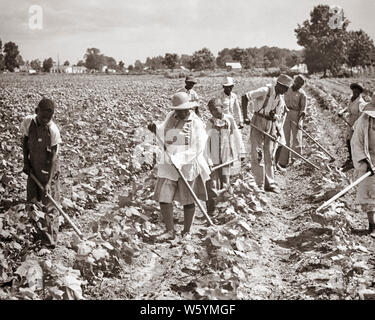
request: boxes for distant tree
[134,60,143,71]
[118,60,125,70]
[346,30,375,73]
[190,48,216,71]
[295,5,349,76]
[216,48,232,68]
[16,55,24,67]
[42,57,54,72]
[104,56,117,70]
[145,56,165,70]
[30,59,42,71]
[180,54,192,69]
[3,41,20,72]
[84,48,104,70]
[163,53,179,71]
[77,60,85,66]
[286,53,300,68]
[128,64,134,71]
[63,60,70,66]
[263,56,271,70]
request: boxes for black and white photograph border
[0,0,375,307]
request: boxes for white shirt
[245,84,286,122]
[20,114,62,152]
[220,92,243,124]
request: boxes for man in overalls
[21,98,62,247]
[242,74,293,193]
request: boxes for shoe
[342,161,354,172]
[276,163,287,172]
[179,231,192,242]
[264,185,280,194]
[156,230,175,242]
[369,224,375,239]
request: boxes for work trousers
[279,110,303,166]
[250,114,277,188]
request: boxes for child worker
[20,98,62,247]
[147,92,210,241]
[351,93,375,238]
[205,98,237,215]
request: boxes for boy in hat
[339,82,366,171]
[205,98,237,214]
[242,74,293,193]
[148,92,210,241]
[351,93,375,238]
[178,75,200,115]
[278,75,307,168]
[220,77,246,164]
[20,98,62,247]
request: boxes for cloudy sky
[1,0,374,66]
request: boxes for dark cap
[350,82,364,93]
[38,98,56,112]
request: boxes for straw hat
[185,76,197,84]
[222,77,235,87]
[170,92,198,110]
[277,74,293,88]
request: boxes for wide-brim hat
[361,94,375,117]
[222,77,235,87]
[170,92,198,110]
[185,75,197,84]
[350,82,364,92]
[277,74,293,88]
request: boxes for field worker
[21,98,62,247]
[205,98,237,214]
[242,74,293,193]
[278,75,307,169]
[220,77,246,161]
[178,75,200,116]
[147,92,210,241]
[351,93,375,238]
[339,82,366,171]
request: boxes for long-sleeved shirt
[245,84,286,123]
[284,87,307,113]
[220,92,243,124]
[155,110,210,182]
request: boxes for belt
[254,112,276,122]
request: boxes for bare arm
[22,136,31,174]
[47,145,58,187]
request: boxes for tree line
[1,5,374,76]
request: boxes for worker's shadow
[272,227,333,253]
[350,228,369,237]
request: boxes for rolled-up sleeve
[245,87,268,101]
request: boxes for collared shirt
[20,114,62,153]
[155,110,210,181]
[178,87,199,102]
[284,87,307,113]
[220,92,243,124]
[245,84,286,122]
[347,95,366,126]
